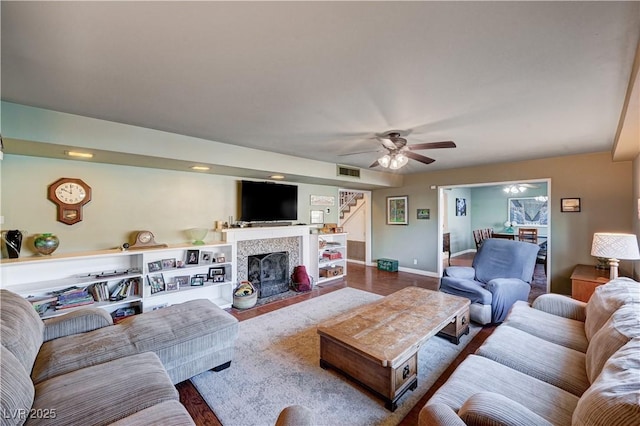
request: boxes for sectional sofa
[0,289,239,425]
[420,277,640,425]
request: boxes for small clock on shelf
[128,231,168,250]
[47,178,92,225]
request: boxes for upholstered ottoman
[32,299,239,385]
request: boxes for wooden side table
[443,232,451,266]
[570,264,610,302]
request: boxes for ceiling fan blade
[338,149,382,157]
[405,151,435,165]
[408,141,456,150]
[369,160,380,168]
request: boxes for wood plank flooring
[176,259,496,425]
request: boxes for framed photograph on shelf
[161,258,176,269]
[174,276,190,287]
[215,255,226,263]
[212,275,225,283]
[166,280,179,292]
[208,266,225,280]
[147,260,162,272]
[185,250,199,265]
[387,196,408,225]
[190,276,204,286]
[200,251,213,264]
[561,198,581,213]
[147,274,165,294]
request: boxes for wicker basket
[233,281,257,309]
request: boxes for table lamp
[503,220,517,233]
[590,233,640,280]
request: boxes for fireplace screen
[248,251,289,298]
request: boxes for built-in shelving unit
[0,242,234,318]
[309,232,347,285]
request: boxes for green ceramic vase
[34,233,59,255]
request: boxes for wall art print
[508,197,548,225]
[455,198,467,216]
[387,196,408,225]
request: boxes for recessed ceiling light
[270,175,285,180]
[190,166,210,171]
[65,151,94,159]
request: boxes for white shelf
[38,295,143,319]
[1,242,235,317]
[14,271,143,296]
[309,232,347,284]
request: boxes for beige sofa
[0,289,239,425]
[420,277,640,426]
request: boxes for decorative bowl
[188,228,208,245]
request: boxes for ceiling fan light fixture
[389,159,399,169]
[396,153,409,167]
[378,154,391,168]
[504,184,526,194]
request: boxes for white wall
[1,155,340,255]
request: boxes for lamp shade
[591,233,640,260]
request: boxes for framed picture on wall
[508,197,549,225]
[387,196,408,225]
[455,198,467,216]
[417,208,430,219]
[310,210,324,224]
[561,198,581,213]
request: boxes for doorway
[339,189,372,265]
[438,179,551,292]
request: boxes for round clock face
[138,231,153,244]
[54,182,87,205]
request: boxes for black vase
[3,230,23,259]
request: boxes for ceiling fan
[367,131,457,169]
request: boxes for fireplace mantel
[222,225,318,242]
[222,225,318,285]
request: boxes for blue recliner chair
[440,238,540,324]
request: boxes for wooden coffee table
[317,287,470,411]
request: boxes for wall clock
[47,178,92,225]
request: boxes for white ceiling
[2,1,639,175]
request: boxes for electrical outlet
[413,258,417,265]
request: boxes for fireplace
[223,226,315,296]
[248,251,289,298]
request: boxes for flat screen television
[240,180,298,223]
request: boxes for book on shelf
[56,298,95,310]
[50,286,94,310]
[26,295,58,316]
[111,306,140,323]
[88,282,109,302]
[87,277,140,303]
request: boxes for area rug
[191,287,480,426]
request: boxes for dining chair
[473,228,494,250]
[518,228,538,244]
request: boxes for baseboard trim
[452,249,476,257]
[398,266,440,278]
[361,261,439,278]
